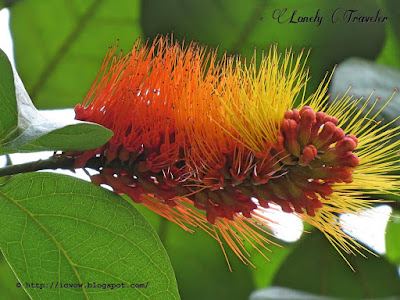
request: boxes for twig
[0,155,131,178]
[0,155,75,177]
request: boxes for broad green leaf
[0,172,179,299]
[0,51,113,154]
[9,0,141,109]
[142,0,385,92]
[0,49,18,143]
[0,252,29,300]
[385,210,400,265]
[329,58,400,134]
[272,231,400,298]
[132,203,255,300]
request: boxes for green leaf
[0,252,29,300]
[271,231,400,298]
[329,58,400,134]
[9,0,141,109]
[0,172,179,299]
[0,50,113,154]
[0,49,18,143]
[376,17,400,67]
[250,242,293,289]
[165,222,255,300]
[385,210,400,265]
[0,0,22,8]
[142,0,386,93]
[132,203,255,300]
[382,0,400,41]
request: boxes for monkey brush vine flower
[70,36,400,270]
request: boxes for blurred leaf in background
[9,0,141,109]
[377,0,400,67]
[329,57,400,139]
[134,200,307,300]
[0,0,22,9]
[141,0,386,94]
[268,231,400,299]
[386,210,400,266]
[133,203,257,300]
[8,0,391,109]
[250,241,293,290]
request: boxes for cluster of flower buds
[73,104,359,225]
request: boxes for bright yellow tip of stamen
[216,45,310,154]
[298,89,400,269]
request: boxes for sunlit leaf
[0,49,18,143]
[385,210,400,265]
[9,0,141,109]
[0,252,29,300]
[0,50,113,154]
[0,172,179,299]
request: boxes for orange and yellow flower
[71,36,400,270]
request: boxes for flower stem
[0,155,75,177]
[2,155,400,214]
[0,155,107,178]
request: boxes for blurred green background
[1,0,400,299]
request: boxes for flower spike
[69,35,400,270]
